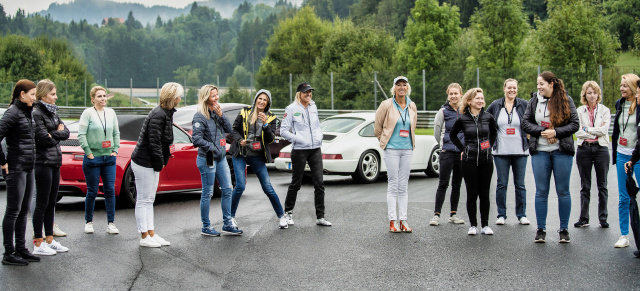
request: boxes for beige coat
[374,98,418,149]
[575,103,611,147]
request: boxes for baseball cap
[296,82,315,93]
[394,76,409,84]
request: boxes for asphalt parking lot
[1,161,640,290]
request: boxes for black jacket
[449,108,497,165]
[0,100,36,171]
[32,101,70,167]
[485,97,529,152]
[521,92,579,156]
[611,98,640,165]
[131,106,176,172]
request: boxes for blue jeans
[615,153,640,236]
[494,155,528,220]
[197,155,233,228]
[231,155,284,218]
[531,151,572,230]
[83,155,117,223]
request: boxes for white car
[274,112,440,183]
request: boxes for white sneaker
[84,222,94,234]
[448,214,464,224]
[279,215,289,229]
[151,234,170,246]
[496,217,505,225]
[46,240,69,252]
[33,242,57,256]
[519,217,531,225]
[53,224,67,237]
[429,215,440,226]
[316,218,332,226]
[468,226,478,235]
[481,226,494,235]
[614,235,630,248]
[231,217,238,228]
[106,222,120,234]
[285,212,294,225]
[140,236,161,248]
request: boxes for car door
[162,125,201,189]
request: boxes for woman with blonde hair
[450,88,497,236]
[192,85,240,236]
[574,81,611,229]
[31,79,70,256]
[612,74,640,248]
[130,82,183,247]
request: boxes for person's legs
[384,149,401,221]
[576,146,593,221]
[450,157,463,213]
[197,155,216,229]
[2,171,27,255]
[132,161,155,235]
[247,156,284,217]
[230,156,247,218]
[307,148,326,219]
[33,165,53,239]
[215,158,234,226]
[15,171,34,253]
[531,152,552,230]
[551,151,573,230]
[512,155,528,219]
[593,146,610,223]
[461,162,480,227]
[397,149,413,221]
[100,156,117,223]
[434,151,455,215]
[616,153,631,236]
[284,150,308,213]
[493,155,511,219]
[44,167,61,238]
[478,163,494,228]
[82,156,100,222]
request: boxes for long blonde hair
[622,74,640,114]
[197,84,218,120]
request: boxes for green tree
[0,35,43,82]
[605,0,640,50]
[351,0,415,39]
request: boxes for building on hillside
[101,17,125,27]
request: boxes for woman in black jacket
[450,88,497,236]
[130,82,183,248]
[0,80,40,266]
[31,79,70,256]
[522,71,579,244]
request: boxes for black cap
[296,82,314,93]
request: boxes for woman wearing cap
[574,81,610,229]
[431,83,465,226]
[280,82,332,227]
[522,71,579,243]
[450,88,497,236]
[230,89,288,229]
[374,76,417,233]
[485,79,530,226]
[78,86,120,235]
[1,80,40,266]
[130,82,183,248]
[615,74,640,248]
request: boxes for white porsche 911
[274,112,440,183]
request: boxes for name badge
[220,139,226,147]
[170,144,176,154]
[102,141,111,148]
[506,128,516,135]
[620,137,628,146]
[540,121,550,128]
[480,141,490,150]
[399,130,410,137]
[252,142,261,150]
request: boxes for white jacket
[280,101,323,150]
[575,103,611,147]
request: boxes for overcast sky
[2,0,203,15]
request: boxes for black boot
[16,250,40,262]
[2,253,28,266]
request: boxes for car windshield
[320,117,365,133]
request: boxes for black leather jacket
[450,108,497,165]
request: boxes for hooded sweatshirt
[230,89,278,163]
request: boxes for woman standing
[78,86,120,235]
[486,79,530,226]
[230,89,288,229]
[131,82,183,248]
[192,85,242,236]
[574,81,610,229]
[612,74,640,248]
[450,88,497,236]
[1,80,39,266]
[430,83,465,226]
[374,76,417,233]
[522,71,579,243]
[32,79,70,256]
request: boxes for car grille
[60,139,81,146]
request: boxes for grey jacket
[280,101,323,150]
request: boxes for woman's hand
[258,112,267,124]
[240,139,246,147]
[213,103,222,117]
[626,161,634,173]
[57,124,64,131]
[110,152,117,156]
[540,129,556,139]
[1,163,8,174]
[87,153,94,159]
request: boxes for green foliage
[0,34,44,81]
[174,65,200,87]
[605,0,640,50]
[228,65,252,87]
[185,87,198,105]
[221,77,251,104]
[350,0,415,39]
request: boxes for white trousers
[384,149,413,221]
[131,161,160,233]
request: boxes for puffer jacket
[485,97,529,152]
[192,109,232,162]
[32,101,70,167]
[230,89,278,163]
[131,105,176,172]
[521,92,579,156]
[0,100,36,171]
[433,101,463,152]
[449,108,497,165]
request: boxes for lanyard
[504,106,514,125]
[94,107,107,137]
[622,103,632,136]
[542,100,550,118]
[588,105,597,127]
[394,99,409,126]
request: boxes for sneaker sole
[535,239,545,243]
[614,244,629,248]
[430,222,439,226]
[559,240,570,243]
[279,225,289,229]
[34,252,57,256]
[221,230,243,235]
[140,244,161,248]
[449,221,464,224]
[200,232,220,237]
[482,232,494,235]
[1,260,28,266]
[84,230,94,234]
[574,224,590,227]
[316,224,332,226]
[52,249,69,253]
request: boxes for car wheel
[425,145,440,177]
[352,150,380,183]
[118,165,137,207]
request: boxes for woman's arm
[449,118,464,152]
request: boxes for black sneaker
[634,250,640,258]
[535,228,546,243]
[559,229,571,243]
[2,253,28,266]
[600,221,609,228]
[574,219,589,227]
[17,250,41,262]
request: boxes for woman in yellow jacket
[374,76,418,233]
